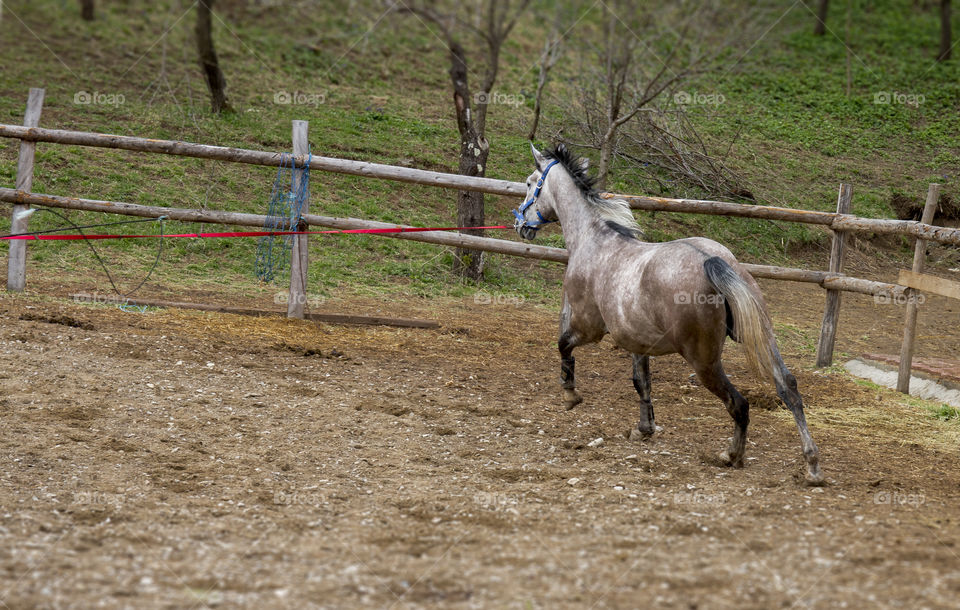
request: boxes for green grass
[927,402,960,421]
[773,321,819,356]
[554,0,959,257]
[849,376,960,423]
[0,0,957,304]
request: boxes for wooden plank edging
[898,270,960,301]
[69,293,440,329]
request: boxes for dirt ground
[1,272,959,609]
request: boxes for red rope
[0,225,512,241]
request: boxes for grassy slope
[0,0,957,304]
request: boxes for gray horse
[513,144,823,485]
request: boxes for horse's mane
[543,144,644,239]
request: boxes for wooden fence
[2,88,957,392]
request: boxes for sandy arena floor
[0,276,959,609]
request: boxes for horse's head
[513,143,561,241]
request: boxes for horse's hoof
[562,391,583,410]
[718,450,744,468]
[629,427,654,442]
[804,465,825,487]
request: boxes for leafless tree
[80,0,94,20]
[618,107,746,199]
[939,0,952,61]
[389,0,531,281]
[563,1,725,189]
[545,1,756,195]
[197,0,231,114]
[814,0,829,35]
[528,27,564,141]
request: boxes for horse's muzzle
[515,223,538,242]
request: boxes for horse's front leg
[558,297,584,410]
[559,330,583,410]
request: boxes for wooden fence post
[896,183,940,393]
[287,120,309,319]
[815,183,852,367]
[6,88,45,292]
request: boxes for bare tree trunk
[527,36,561,141]
[527,65,548,141]
[814,0,829,35]
[595,5,629,191]
[449,40,488,281]
[597,128,616,190]
[845,0,852,96]
[196,0,231,114]
[939,0,952,61]
[80,0,94,20]
[391,0,530,281]
[455,152,489,280]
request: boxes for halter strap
[513,159,560,230]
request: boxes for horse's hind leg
[628,354,657,441]
[772,357,824,485]
[692,360,749,468]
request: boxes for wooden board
[898,269,960,301]
[69,294,440,329]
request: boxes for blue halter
[513,159,559,232]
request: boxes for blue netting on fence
[254,151,311,282]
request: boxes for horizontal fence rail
[0,187,907,299]
[615,194,960,246]
[613,194,836,225]
[2,124,959,247]
[0,125,525,197]
[0,187,566,262]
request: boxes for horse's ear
[530,142,546,170]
